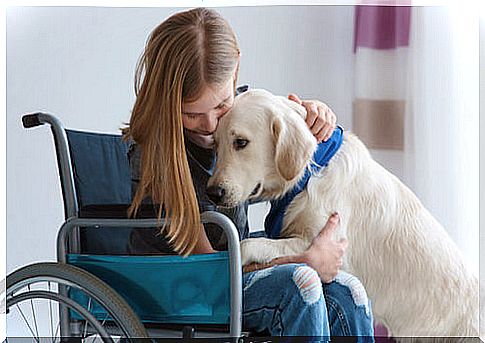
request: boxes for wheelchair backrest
[66,130,131,206]
[66,129,133,254]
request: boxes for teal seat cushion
[67,251,230,324]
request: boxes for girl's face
[182,77,235,149]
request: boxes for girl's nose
[203,112,219,133]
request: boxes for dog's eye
[234,138,249,151]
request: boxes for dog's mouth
[249,182,262,199]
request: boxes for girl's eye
[233,138,249,151]
[184,113,198,120]
[216,102,228,110]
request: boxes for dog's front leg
[240,236,309,266]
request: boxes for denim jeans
[242,264,374,341]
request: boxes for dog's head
[207,89,317,207]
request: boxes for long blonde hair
[123,8,240,256]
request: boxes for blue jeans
[243,264,374,341]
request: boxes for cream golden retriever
[207,89,481,338]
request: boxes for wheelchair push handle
[22,112,67,133]
[22,113,45,128]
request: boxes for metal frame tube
[33,113,79,218]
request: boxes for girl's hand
[288,93,337,142]
[243,213,347,283]
[298,213,347,283]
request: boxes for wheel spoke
[27,285,40,339]
[53,321,61,343]
[83,298,93,338]
[16,303,40,342]
[100,312,109,327]
[48,281,55,342]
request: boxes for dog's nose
[206,185,225,204]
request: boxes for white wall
[7,6,356,272]
[480,12,485,322]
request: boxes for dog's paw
[240,238,275,266]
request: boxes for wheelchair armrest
[58,211,243,336]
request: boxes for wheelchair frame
[13,112,243,339]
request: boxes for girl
[124,7,374,339]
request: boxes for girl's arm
[191,225,218,254]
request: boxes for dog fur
[207,89,481,338]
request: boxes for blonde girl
[124,7,374,338]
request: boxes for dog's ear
[271,113,316,181]
[280,96,308,121]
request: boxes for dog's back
[294,132,480,336]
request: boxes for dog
[206,89,481,338]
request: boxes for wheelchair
[4,113,244,341]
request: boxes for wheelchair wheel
[4,262,148,341]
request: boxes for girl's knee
[292,265,323,305]
[244,264,324,305]
[334,271,371,315]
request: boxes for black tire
[6,262,148,339]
